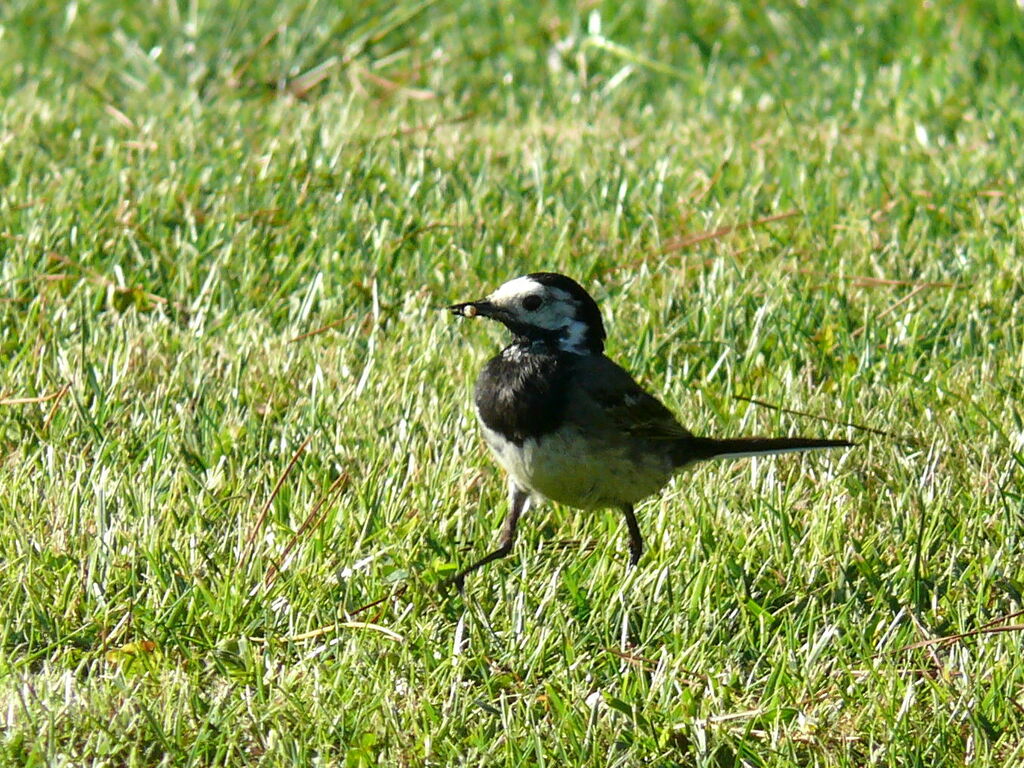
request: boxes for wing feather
[569,355,692,442]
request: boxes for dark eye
[522,295,543,311]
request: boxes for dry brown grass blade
[230,23,288,86]
[906,605,945,673]
[601,646,656,669]
[382,111,475,139]
[264,471,351,587]
[734,394,917,444]
[852,283,930,338]
[104,104,136,130]
[1,387,68,406]
[246,585,410,645]
[601,647,709,681]
[660,209,800,254]
[357,68,436,101]
[847,275,954,289]
[389,221,462,254]
[288,58,341,99]
[898,623,1024,652]
[977,608,1024,629]
[45,252,169,306]
[780,264,956,290]
[240,432,315,567]
[350,584,409,618]
[289,317,351,343]
[43,383,71,431]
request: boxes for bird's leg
[620,504,643,566]
[450,484,531,591]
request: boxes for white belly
[480,422,675,509]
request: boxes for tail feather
[674,436,853,467]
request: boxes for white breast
[478,421,676,510]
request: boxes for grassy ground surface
[2,1,1024,765]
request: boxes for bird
[446,272,852,590]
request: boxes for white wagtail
[447,272,852,589]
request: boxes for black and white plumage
[448,272,852,589]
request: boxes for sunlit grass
[2,1,1024,765]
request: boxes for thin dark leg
[621,504,643,566]
[450,485,530,592]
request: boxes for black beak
[447,300,497,319]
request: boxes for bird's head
[449,272,606,354]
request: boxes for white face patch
[487,276,592,354]
[559,320,589,355]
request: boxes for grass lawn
[2,0,1024,764]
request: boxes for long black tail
[673,436,853,467]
